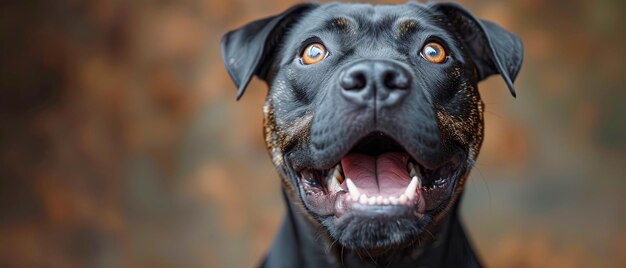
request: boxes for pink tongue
[341,152,411,196]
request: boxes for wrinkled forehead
[292,3,446,38]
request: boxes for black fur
[221,2,522,267]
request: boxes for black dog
[221,2,522,267]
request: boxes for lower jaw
[297,174,461,246]
[291,176,464,257]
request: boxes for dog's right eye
[301,43,327,65]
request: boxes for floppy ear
[220,4,318,100]
[430,2,523,97]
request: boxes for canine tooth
[337,165,345,182]
[346,179,360,201]
[405,176,419,200]
[399,194,408,204]
[333,165,344,184]
[368,196,376,205]
[359,194,368,204]
[408,162,417,177]
[328,175,341,193]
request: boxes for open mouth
[297,132,463,218]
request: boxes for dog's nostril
[340,71,367,90]
[383,70,409,90]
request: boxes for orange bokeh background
[1,0,625,267]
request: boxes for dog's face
[222,2,522,252]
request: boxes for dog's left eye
[301,43,327,65]
[421,42,447,63]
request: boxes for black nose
[339,60,411,107]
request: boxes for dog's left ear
[221,4,318,100]
[430,2,523,97]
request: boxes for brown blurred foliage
[1,0,625,267]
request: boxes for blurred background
[1,0,625,267]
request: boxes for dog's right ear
[221,4,318,100]
[429,2,523,98]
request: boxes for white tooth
[405,176,419,200]
[389,196,398,205]
[399,194,408,204]
[328,175,341,193]
[359,194,368,204]
[382,198,390,205]
[376,196,383,204]
[368,196,376,205]
[346,179,360,201]
[408,162,417,177]
[333,165,344,184]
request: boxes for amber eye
[301,43,327,65]
[421,42,446,63]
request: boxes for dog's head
[221,2,522,252]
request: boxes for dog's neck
[261,190,482,268]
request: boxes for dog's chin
[290,132,466,251]
[322,204,434,251]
